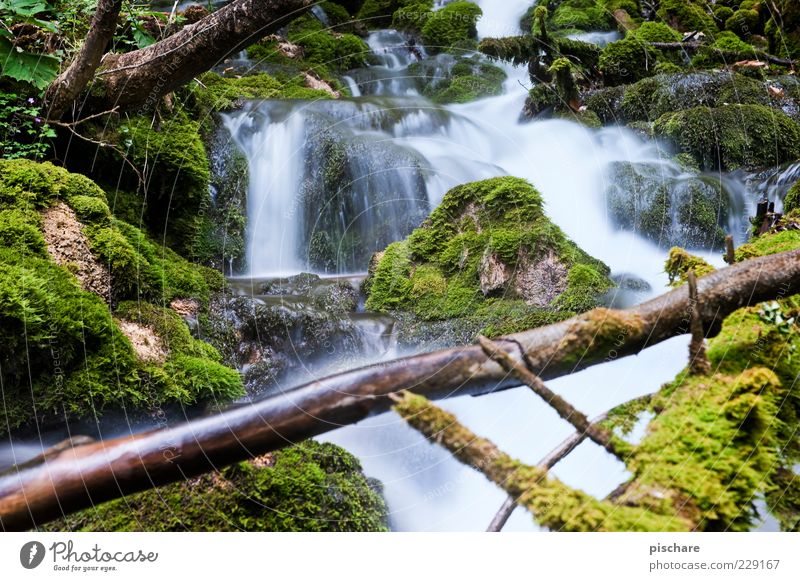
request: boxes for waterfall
[215,0,769,531]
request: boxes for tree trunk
[45,0,124,120]
[0,248,798,530]
[65,0,312,116]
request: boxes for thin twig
[477,335,626,460]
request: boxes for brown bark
[649,42,795,67]
[45,0,123,120]
[477,335,624,459]
[0,248,799,530]
[687,270,711,376]
[66,0,312,116]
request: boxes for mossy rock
[784,182,800,213]
[599,37,661,86]
[45,441,389,532]
[606,161,729,249]
[0,160,241,435]
[551,0,614,33]
[656,0,719,33]
[420,1,482,53]
[654,104,800,171]
[587,71,771,124]
[627,21,682,43]
[408,56,506,104]
[365,177,612,332]
[287,15,371,70]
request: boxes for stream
[216,0,787,531]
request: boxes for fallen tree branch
[44,0,124,119]
[0,248,799,530]
[649,42,795,67]
[478,335,629,460]
[393,392,688,532]
[687,270,711,376]
[487,393,653,532]
[84,0,313,114]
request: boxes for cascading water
[221,0,765,530]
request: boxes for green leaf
[0,0,50,17]
[0,37,60,88]
[132,27,155,49]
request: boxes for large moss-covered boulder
[654,104,800,171]
[47,441,389,532]
[0,160,242,435]
[364,177,613,336]
[605,161,730,249]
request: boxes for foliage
[0,0,61,88]
[45,441,389,532]
[784,181,800,213]
[0,92,54,159]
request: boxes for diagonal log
[44,0,124,119]
[0,248,799,530]
[53,0,313,117]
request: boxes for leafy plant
[0,0,61,88]
[759,301,797,335]
[0,92,54,158]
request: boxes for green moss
[554,264,614,311]
[115,301,243,403]
[0,207,46,255]
[656,0,719,33]
[551,0,613,32]
[357,0,414,27]
[409,56,506,104]
[287,15,370,70]
[46,441,389,532]
[366,177,611,324]
[627,368,784,530]
[420,2,482,53]
[784,181,800,213]
[654,104,800,171]
[627,21,682,43]
[189,72,331,116]
[599,38,661,86]
[725,9,762,37]
[735,228,800,260]
[664,247,715,286]
[0,161,239,434]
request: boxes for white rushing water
[222,0,764,530]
